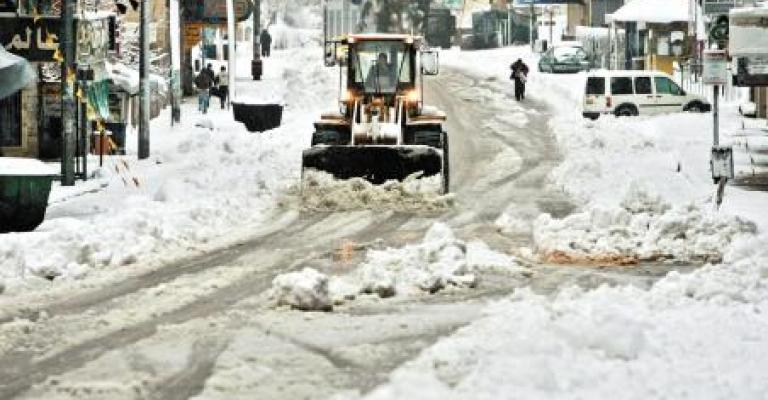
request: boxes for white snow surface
[354,47,768,399]
[611,0,691,23]
[0,158,57,176]
[300,170,454,212]
[0,42,337,295]
[271,223,525,307]
[269,267,332,311]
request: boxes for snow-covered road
[0,47,687,399]
[2,39,768,398]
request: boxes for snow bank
[0,158,57,176]
[362,240,768,400]
[337,223,525,299]
[0,45,339,295]
[270,224,525,310]
[531,184,757,264]
[300,170,455,212]
[269,267,332,311]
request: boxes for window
[611,77,633,95]
[0,92,22,147]
[352,41,412,94]
[655,77,682,95]
[586,77,605,95]
[634,77,652,94]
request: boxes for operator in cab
[366,52,395,91]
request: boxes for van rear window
[611,77,633,95]
[586,77,605,95]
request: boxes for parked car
[582,70,711,119]
[538,45,591,73]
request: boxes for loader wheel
[413,130,443,148]
[441,131,450,194]
[311,129,348,145]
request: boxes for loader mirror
[421,51,439,76]
[324,41,337,67]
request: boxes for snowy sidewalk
[0,44,337,298]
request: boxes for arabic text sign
[182,0,253,24]
[1,17,61,62]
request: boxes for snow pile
[269,267,333,311]
[0,158,57,176]
[0,45,339,294]
[531,184,757,264]
[300,170,454,212]
[270,224,524,310]
[338,223,524,299]
[268,21,320,50]
[362,239,768,399]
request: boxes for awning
[0,46,35,99]
[611,0,690,24]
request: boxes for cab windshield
[352,41,412,94]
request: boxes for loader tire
[441,131,450,194]
[413,130,443,149]
[311,129,348,146]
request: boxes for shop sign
[1,17,61,61]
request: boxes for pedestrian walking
[194,68,214,114]
[260,29,272,58]
[218,66,229,109]
[510,58,529,101]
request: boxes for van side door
[633,76,656,114]
[653,76,686,113]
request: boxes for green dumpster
[0,158,56,233]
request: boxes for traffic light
[709,14,729,43]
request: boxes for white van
[582,70,711,119]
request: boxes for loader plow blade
[302,146,443,184]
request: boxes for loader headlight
[405,90,419,103]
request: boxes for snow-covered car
[538,45,591,73]
[739,101,757,118]
[582,70,711,119]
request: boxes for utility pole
[138,0,150,159]
[252,0,262,80]
[170,0,182,124]
[529,1,534,51]
[60,0,76,186]
[227,0,236,102]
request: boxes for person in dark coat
[260,29,272,57]
[510,58,529,101]
[194,68,214,114]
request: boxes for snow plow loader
[302,34,450,193]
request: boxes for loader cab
[346,37,417,97]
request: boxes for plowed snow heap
[302,34,450,194]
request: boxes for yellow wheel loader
[302,34,450,193]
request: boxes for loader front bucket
[302,145,443,184]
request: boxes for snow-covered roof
[611,0,690,24]
[347,33,420,43]
[586,69,672,77]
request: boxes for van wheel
[685,102,704,113]
[614,105,638,117]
